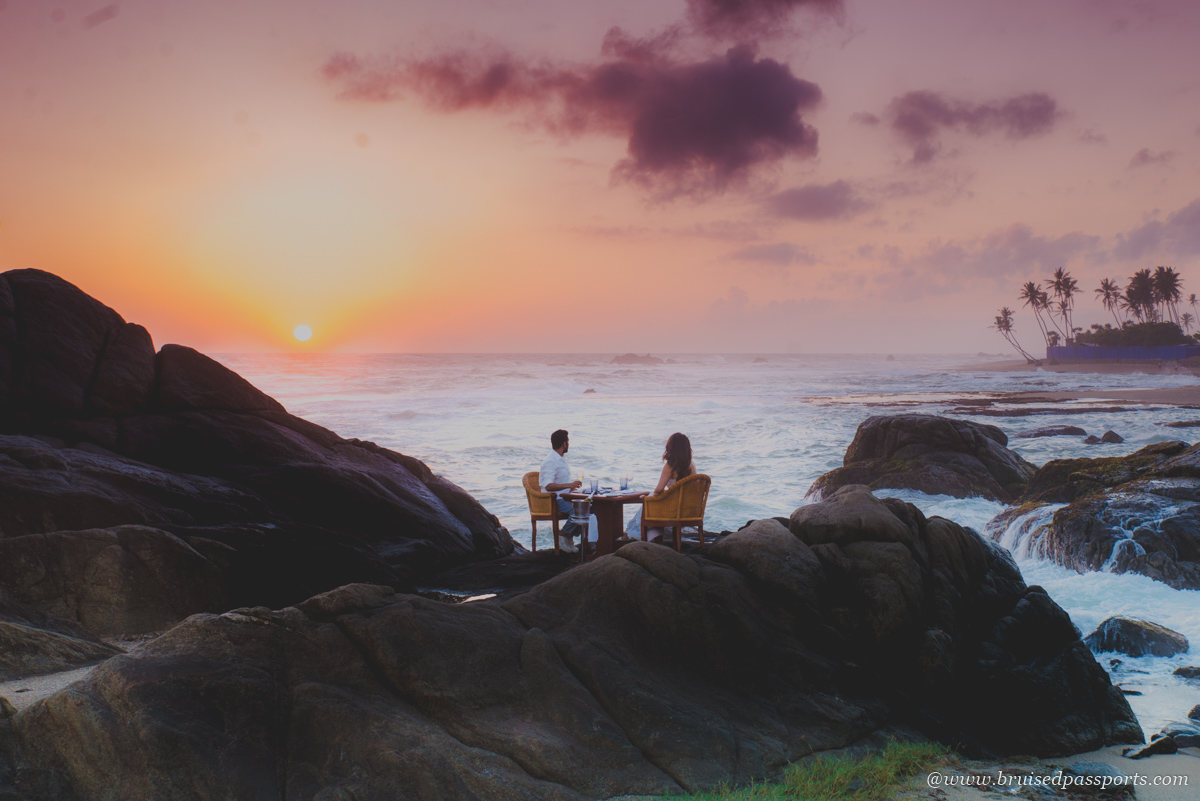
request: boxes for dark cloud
[724,242,816,265]
[1128,148,1176,168]
[1112,198,1200,261]
[686,0,844,39]
[850,111,879,126]
[765,180,869,220]
[885,90,1060,164]
[325,45,822,198]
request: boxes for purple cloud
[82,4,118,30]
[1128,148,1176,168]
[686,0,844,39]
[765,180,870,220]
[885,90,1061,163]
[850,111,880,126]
[325,45,822,198]
[1112,198,1200,261]
[870,224,1098,300]
[1079,128,1107,145]
[724,242,816,265]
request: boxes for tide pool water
[219,352,1200,735]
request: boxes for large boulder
[1083,617,1189,658]
[1,490,1141,800]
[807,414,1038,503]
[1010,442,1200,589]
[0,269,513,636]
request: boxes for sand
[0,664,99,713]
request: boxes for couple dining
[538,428,698,552]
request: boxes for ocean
[219,352,1200,736]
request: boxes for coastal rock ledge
[1,487,1140,799]
[0,269,514,638]
[808,414,1038,503]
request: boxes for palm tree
[1018,282,1053,347]
[993,307,1037,363]
[1095,278,1124,327]
[1126,269,1157,322]
[1189,293,1198,319]
[1182,312,1195,334]
[1153,266,1183,324]
[1047,267,1079,341]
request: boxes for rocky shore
[0,272,1152,799]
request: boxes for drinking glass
[589,478,599,493]
[620,474,629,491]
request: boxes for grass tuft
[677,739,947,801]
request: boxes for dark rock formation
[1014,425,1087,438]
[1160,721,1200,748]
[1009,442,1200,589]
[1188,704,1200,719]
[1176,666,1200,680]
[1158,420,1200,428]
[807,414,1038,503]
[1083,617,1189,657]
[0,269,513,635]
[0,590,119,681]
[1124,735,1176,759]
[0,488,1141,800]
[1101,430,1124,444]
[609,353,663,365]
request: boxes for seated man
[539,428,582,553]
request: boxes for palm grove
[993,266,1199,362]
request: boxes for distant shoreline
[958,358,1200,377]
[954,359,1200,407]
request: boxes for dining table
[563,489,648,557]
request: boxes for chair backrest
[644,473,710,524]
[523,471,556,517]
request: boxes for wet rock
[1188,704,1200,720]
[1177,666,1200,679]
[1014,425,1087,438]
[4,494,1141,799]
[1083,617,1189,657]
[583,388,596,393]
[0,269,513,636]
[610,353,663,365]
[1158,420,1200,428]
[885,354,895,361]
[1160,721,1200,748]
[1124,735,1176,759]
[1101,430,1125,444]
[753,357,768,363]
[807,414,1038,503]
[1084,435,1104,444]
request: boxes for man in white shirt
[539,428,582,553]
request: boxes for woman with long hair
[626,432,696,543]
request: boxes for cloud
[1111,197,1200,261]
[82,4,118,30]
[885,90,1061,163]
[1128,148,1176,168]
[723,242,816,266]
[325,44,822,199]
[869,224,1099,300]
[1079,128,1107,145]
[765,179,870,220]
[850,111,880,126]
[686,0,844,39]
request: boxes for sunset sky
[1,0,1198,353]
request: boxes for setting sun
[294,325,313,342]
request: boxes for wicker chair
[640,473,711,552]
[523,471,568,554]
